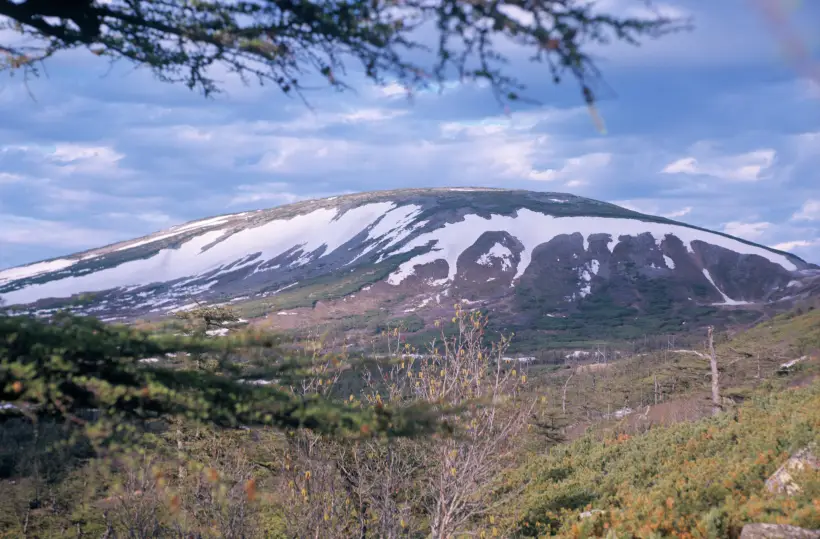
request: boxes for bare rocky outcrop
[764,446,819,496]
[740,523,820,539]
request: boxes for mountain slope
[1,188,816,340]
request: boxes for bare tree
[99,454,171,538]
[562,370,574,415]
[707,326,721,416]
[276,307,534,538]
[274,341,357,538]
[174,431,262,539]
[654,372,660,405]
[400,307,534,538]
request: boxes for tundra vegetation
[1,299,819,537]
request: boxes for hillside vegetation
[512,379,820,537]
[0,304,818,537]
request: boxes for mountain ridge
[3,188,810,271]
[1,188,817,345]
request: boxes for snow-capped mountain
[1,188,816,339]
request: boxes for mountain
[2,188,818,346]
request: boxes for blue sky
[0,0,818,269]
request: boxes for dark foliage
[1,0,689,106]
[0,313,446,444]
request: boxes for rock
[740,523,820,539]
[778,356,809,373]
[579,509,605,519]
[765,446,819,495]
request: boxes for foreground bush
[276,306,534,538]
[0,312,445,536]
[513,381,820,537]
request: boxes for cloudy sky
[0,0,818,269]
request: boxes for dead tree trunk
[654,373,659,405]
[562,371,574,414]
[756,351,761,380]
[707,326,721,416]
[176,421,186,480]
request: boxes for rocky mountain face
[1,188,817,346]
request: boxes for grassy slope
[510,379,820,537]
[724,307,820,358]
[6,306,816,537]
[505,308,820,538]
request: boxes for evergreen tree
[0,0,689,106]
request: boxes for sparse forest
[1,300,819,537]
[2,1,818,537]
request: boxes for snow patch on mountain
[1,203,394,304]
[114,213,249,252]
[477,242,513,270]
[578,265,594,298]
[701,269,751,306]
[352,204,424,263]
[1,191,806,315]
[386,210,797,287]
[589,259,600,275]
[0,259,77,285]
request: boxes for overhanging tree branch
[0,0,691,106]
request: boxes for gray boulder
[740,523,820,539]
[765,446,819,496]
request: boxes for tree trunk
[707,326,721,416]
[756,351,761,379]
[562,372,574,414]
[654,373,659,405]
[176,423,186,480]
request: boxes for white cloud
[48,144,131,176]
[440,106,585,138]
[105,211,175,225]
[253,137,364,173]
[630,2,690,20]
[432,107,596,183]
[49,144,121,164]
[663,206,692,218]
[795,78,820,100]
[0,214,124,248]
[377,80,462,100]
[2,142,133,178]
[277,107,410,131]
[771,239,820,252]
[440,119,511,138]
[661,149,776,181]
[660,157,697,174]
[611,200,645,213]
[579,0,818,70]
[0,172,24,184]
[379,82,408,99]
[136,212,175,225]
[2,22,820,270]
[528,152,613,183]
[722,221,770,240]
[228,183,311,206]
[481,137,550,180]
[338,108,407,123]
[37,186,164,214]
[613,199,695,221]
[791,200,820,221]
[593,0,690,20]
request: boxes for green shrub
[511,383,820,537]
